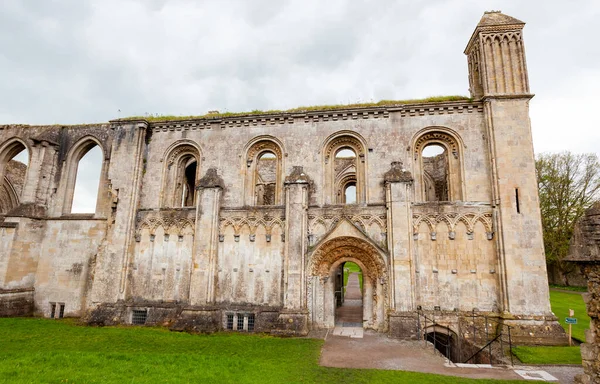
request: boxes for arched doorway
[335,261,363,326]
[307,236,389,331]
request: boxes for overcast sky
[2,0,599,211]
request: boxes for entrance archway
[307,236,389,331]
[335,261,363,326]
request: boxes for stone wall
[0,12,566,343]
[567,202,600,384]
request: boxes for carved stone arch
[161,140,202,208]
[322,131,368,205]
[435,214,455,232]
[0,137,31,165]
[0,138,31,214]
[413,214,436,235]
[60,136,106,215]
[268,218,284,235]
[180,223,195,236]
[474,212,494,234]
[411,127,466,202]
[307,235,389,331]
[457,213,475,233]
[243,136,284,206]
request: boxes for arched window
[323,133,367,205]
[0,140,29,214]
[255,151,277,205]
[62,139,105,215]
[244,138,283,206]
[335,148,357,204]
[161,142,201,208]
[421,144,448,202]
[413,129,464,202]
[71,146,103,213]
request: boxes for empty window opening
[515,188,520,214]
[71,145,102,213]
[422,144,449,202]
[255,151,277,206]
[131,309,148,325]
[226,314,234,330]
[335,148,358,205]
[50,303,56,319]
[180,158,197,207]
[343,182,357,204]
[335,148,356,159]
[1,146,29,215]
[58,303,65,319]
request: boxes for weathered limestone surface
[567,203,600,384]
[0,11,566,344]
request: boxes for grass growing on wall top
[0,318,519,384]
[122,95,471,122]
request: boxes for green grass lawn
[513,289,590,365]
[512,346,582,365]
[343,261,363,291]
[549,290,590,342]
[0,318,519,384]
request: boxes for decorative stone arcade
[307,230,389,331]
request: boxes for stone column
[565,203,600,384]
[383,162,417,338]
[274,166,310,335]
[188,168,223,306]
[19,140,55,207]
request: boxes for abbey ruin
[0,12,567,344]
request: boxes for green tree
[536,152,600,285]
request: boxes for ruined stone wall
[0,12,563,342]
[34,219,106,317]
[567,202,600,383]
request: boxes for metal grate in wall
[132,309,148,325]
[247,314,255,332]
[237,314,245,330]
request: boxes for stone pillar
[188,168,223,306]
[383,162,417,338]
[274,166,310,335]
[566,203,600,384]
[89,121,147,306]
[20,140,57,207]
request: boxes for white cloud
[0,0,598,157]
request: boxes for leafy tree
[536,152,600,285]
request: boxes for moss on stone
[121,95,472,123]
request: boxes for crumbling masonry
[0,12,567,344]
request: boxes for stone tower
[466,11,557,334]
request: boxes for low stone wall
[579,265,600,384]
[566,202,600,384]
[0,288,34,317]
[85,302,307,335]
